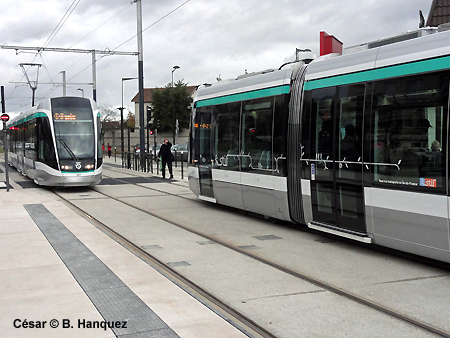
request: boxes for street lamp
[77,88,84,97]
[118,77,138,153]
[172,65,180,145]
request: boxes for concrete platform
[0,160,247,338]
[2,155,450,337]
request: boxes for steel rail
[51,188,279,338]
[74,164,450,337]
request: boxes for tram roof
[304,28,450,87]
[194,66,297,106]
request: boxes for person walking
[157,138,174,179]
[107,143,112,158]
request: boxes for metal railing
[121,151,186,179]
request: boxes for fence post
[181,152,184,179]
[150,154,153,174]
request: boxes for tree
[150,80,193,134]
[126,111,135,129]
[99,105,120,143]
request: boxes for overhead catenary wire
[110,0,191,53]
[71,1,192,81]
[69,3,133,49]
[30,3,135,91]
[5,1,192,109]
[42,0,81,49]
[5,0,80,104]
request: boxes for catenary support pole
[136,0,146,172]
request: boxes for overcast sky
[0,0,434,117]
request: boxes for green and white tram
[189,27,450,263]
[6,97,102,187]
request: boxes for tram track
[54,166,450,338]
[51,186,278,338]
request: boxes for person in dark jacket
[157,139,174,179]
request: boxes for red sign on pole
[0,113,9,122]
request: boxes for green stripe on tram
[304,55,450,91]
[11,112,47,126]
[196,85,290,107]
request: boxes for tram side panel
[301,58,450,262]
[188,28,450,263]
[364,70,450,261]
[189,92,292,221]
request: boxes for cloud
[0,0,434,114]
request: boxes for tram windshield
[51,97,95,160]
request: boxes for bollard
[174,150,177,168]
[181,152,184,180]
[114,147,117,162]
[150,154,153,174]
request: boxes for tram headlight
[84,164,94,170]
[61,165,72,170]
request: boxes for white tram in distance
[6,96,103,187]
[189,26,450,264]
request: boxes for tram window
[52,97,95,160]
[301,92,313,179]
[213,103,240,170]
[36,117,58,170]
[371,72,448,193]
[273,95,289,176]
[9,127,14,153]
[18,125,24,153]
[97,114,103,168]
[24,120,36,159]
[242,98,274,174]
[192,106,213,164]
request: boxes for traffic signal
[150,130,153,135]
[146,106,152,124]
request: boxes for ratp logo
[75,162,82,170]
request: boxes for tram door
[197,110,215,199]
[309,85,366,233]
